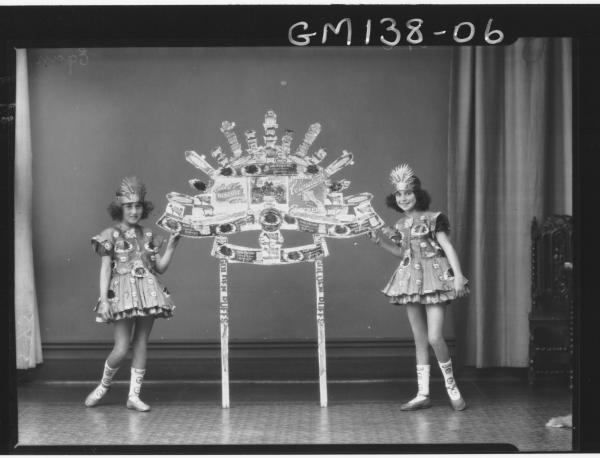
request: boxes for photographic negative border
[2,3,599,454]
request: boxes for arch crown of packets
[157,110,384,265]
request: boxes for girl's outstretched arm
[368,227,404,257]
[435,231,468,297]
[154,231,181,274]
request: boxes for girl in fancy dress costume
[370,164,469,411]
[84,177,181,412]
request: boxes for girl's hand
[381,226,395,238]
[453,275,468,297]
[97,299,113,322]
[167,230,182,247]
[367,230,381,245]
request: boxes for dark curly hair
[108,201,155,221]
[385,176,431,213]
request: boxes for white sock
[438,359,462,401]
[95,360,119,397]
[128,367,146,399]
[100,361,119,389]
[85,361,118,406]
[407,364,430,403]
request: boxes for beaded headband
[116,176,146,204]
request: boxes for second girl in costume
[370,164,469,411]
[85,176,181,412]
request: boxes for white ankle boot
[127,367,151,412]
[401,364,432,411]
[438,359,466,411]
[85,361,119,407]
[127,396,151,412]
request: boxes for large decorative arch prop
[157,111,383,407]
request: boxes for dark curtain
[447,38,572,367]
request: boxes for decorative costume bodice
[382,211,467,304]
[91,226,162,277]
[389,211,449,267]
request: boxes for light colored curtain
[448,38,572,367]
[15,48,43,369]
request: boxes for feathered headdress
[389,164,417,192]
[116,176,146,204]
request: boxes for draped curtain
[15,49,43,369]
[447,38,572,367]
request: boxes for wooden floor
[15,377,572,452]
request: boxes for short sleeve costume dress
[382,211,469,305]
[91,225,175,322]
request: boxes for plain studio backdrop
[28,46,453,354]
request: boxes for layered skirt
[382,254,469,305]
[95,271,175,323]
